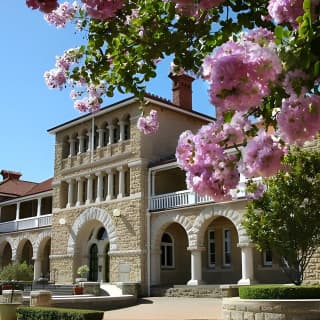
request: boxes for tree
[243,148,320,285]
[0,262,34,282]
[26,0,320,200]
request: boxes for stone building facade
[0,75,310,295]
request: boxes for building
[0,75,298,295]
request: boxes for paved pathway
[103,297,223,320]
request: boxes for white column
[106,170,114,201]
[187,247,205,286]
[33,258,42,280]
[150,249,161,285]
[76,177,83,206]
[36,198,41,217]
[97,129,105,149]
[98,254,104,282]
[96,172,104,203]
[119,121,125,142]
[78,135,85,154]
[117,166,125,199]
[66,179,74,208]
[108,125,114,144]
[238,243,255,285]
[87,132,92,152]
[69,138,76,157]
[16,202,20,220]
[86,175,93,204]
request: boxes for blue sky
[0,1,214,183]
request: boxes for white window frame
[208,229,216,268]
[263,249,273,267]
[161,232,175,269]
[223,228,231,267]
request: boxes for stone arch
[33,230,52,259]
[16,236,34,264]
[0,237,16,261]
[67,207,118,255]
[191,204,250,247]
[151,212,193,250]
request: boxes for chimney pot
[169,73,194,110]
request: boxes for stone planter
[30,290,52,307]
[2,290,23,304]
[0,303,21,320]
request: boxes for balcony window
[161,233,174,268]
[41,197,52,215]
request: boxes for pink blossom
[82,0,123,20]
[44,2,77,28]
[283,69,309,97]
[44,68,67,89]
[137,110,159,135]
[171,0,224,16]
[239,131,285,178]
[247,181,267,199]
[26,0,58,13]
[277,95,320,145]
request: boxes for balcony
[0,214,52,233]
[149,182,247,211]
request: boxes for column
[187,247,205,286]
[16,202,20,220]
[87,132,92,152]
[33,258,42,280]
[95,172,104,203]
[106,170,114,201]
[76,177,84,206]
[119,121,125,142]
[98,254,104,282]
[86,175,93,204]
[117,166,125,199]
[78,135,85,154]
[97,129,105,149]
[66,179,74,208]
[238,243,255,285]
[108,125,114,144]
[36,198,41,217]
[150,249,161,285]
[69,138,76,157]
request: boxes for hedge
[239,285,320,299]
[16,307,104,320]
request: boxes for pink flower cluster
[239,131,285,178]
[82,0,123,20]
[26,0,58,13]
[277,95,320,145]
[44,2,78,28]
[137,110,159,135]
[203,28,282,114]
[171,0,224,16]
[176,112,252,201]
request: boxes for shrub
[239,285,320,299]
[77,265,89,277]
[0,262,33,281]
[17,307,104,320]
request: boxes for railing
[149,181,248,211]
[0,214,52,233]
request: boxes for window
[161,233,174,268]
[223,229,231,266]
[263,249,273,267]
[208,230,216,268]
[97,227,108,240]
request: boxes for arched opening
[42,239,51,278]
[160,223,190,285]
[89,244,98,281]
[2,242,12,267]
[20,240,33,266]
[105,243,110,282]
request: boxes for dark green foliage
[239,285,320,299]
[0,262,33,281]
[16,307,104,320]
[243,148,320,285]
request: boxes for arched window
[89,244,98,281]
[161,233,174,268]
[97,227,108,240]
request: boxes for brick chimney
[169,73,194,110]
[1,170,22,181]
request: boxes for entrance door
[89,244,98,281]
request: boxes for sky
[0,1,214,183]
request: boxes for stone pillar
[97,128,105,149]
[87,132,92,152]
[95,172,104,203]
[187,247,205,286]
[86,175,93,204]
[238,243,255,285]
[66,179,74,208]
[76,177,84,206]
[117,166,125,199]
[16,202,20,220]
[30,290,52,307]
[150,249,161,285]
[119,121,125,142]
[98,254,104,282]
[108,125,114,144]
[69,138,76,157]
[36,198,41,217]
[78,135,85,154]
[106,170,114,200]
[33,258,42,280]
